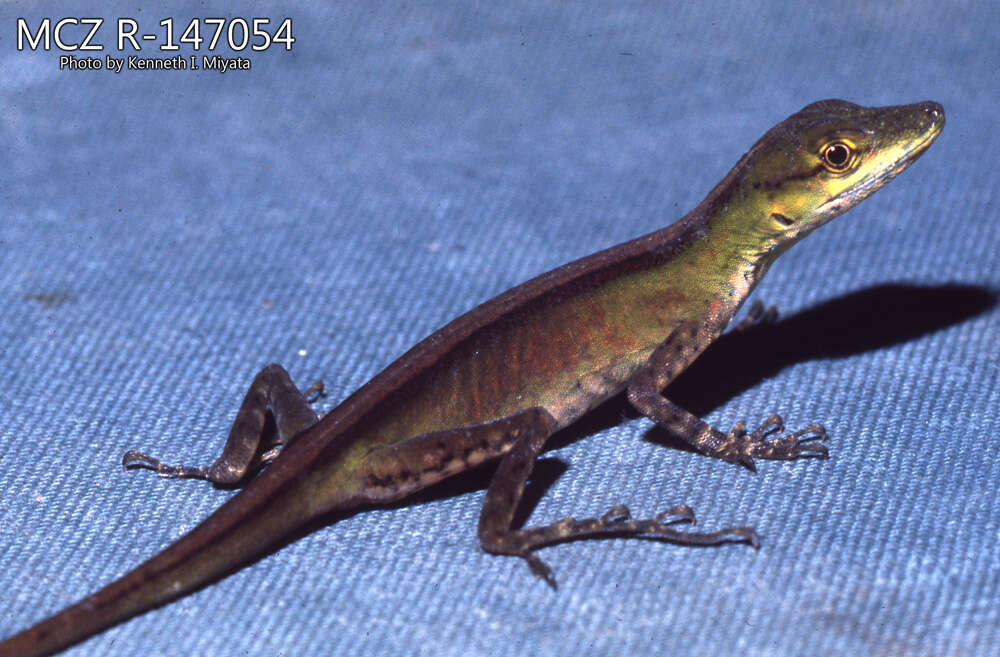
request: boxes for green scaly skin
[0,100,944,657]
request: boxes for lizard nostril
[923,102,943,122]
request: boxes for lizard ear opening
[771,212,795,227]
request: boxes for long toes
[797,442,829,458]
[728,527,760,549]
[789,423,827,440]
[122,451,208,479]
[752,414,785,439]
[602,505,632,523]
[793,432,827,445]
[304,380,327,402]
[525,553,556,589]
[121,450,165,472]
[654,505,696,524]
[122,449,149,467]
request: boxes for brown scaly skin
[0,100,944,657]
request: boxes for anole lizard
[0,99,944,657]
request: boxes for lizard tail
[0,460,320,657]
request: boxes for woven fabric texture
[2,3,998,656]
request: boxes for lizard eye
[821,141,854,172]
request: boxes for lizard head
[735,99,944,247]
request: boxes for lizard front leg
[627,321,828,471]
[122,364,322,484]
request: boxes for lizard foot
[516,503,758,588]
[722,415,828,471]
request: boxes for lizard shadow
[205,281,994,590]
[638,281,996,454]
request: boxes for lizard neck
[648,154,781,331]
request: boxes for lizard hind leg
[122,364,321,485]
[477,408,758,589]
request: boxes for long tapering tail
[0,463,317,657]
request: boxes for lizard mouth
[879,104,945,182]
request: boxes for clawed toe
[524,552,557,589]
[121,449,208,479]
[654,504,696,524]
[601,504,632,523]
[122,449,164,472]
[727,527,761,549]
[752,414,785,439]
[785,424,829,458]
[732,300,779,333]
[726,417,829,462]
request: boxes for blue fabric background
[2,2,998,656]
